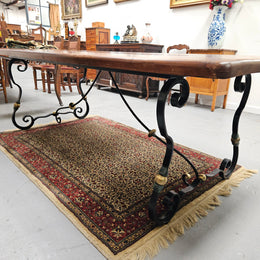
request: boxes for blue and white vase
[208,6,228,49]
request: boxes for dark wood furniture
[85,27,110,80]
[0,48,259,226]
[96,43,163,98]
[96,43,164,53]
[187,49,237,111]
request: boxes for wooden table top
[1,48,260,79]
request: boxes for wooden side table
[187,49,237,111]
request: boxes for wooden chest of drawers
[187,49,237,111]
[95,43,164,99]
[85,27,110,80]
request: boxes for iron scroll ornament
[148,77,208,226]
[8,58,94,130]
[149,77,196,226]
[208,74,252,180]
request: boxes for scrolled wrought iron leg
[149,77,190,226]
[8,59,36,130]
[218,74,251,179]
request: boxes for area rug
[0,116,256,259]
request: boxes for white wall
[68,0,260,114]
[0,4,27,31]
[1,0,260,114]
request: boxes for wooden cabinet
[85,27,110,80]
[187,49,237,111]
[95,43,164,98]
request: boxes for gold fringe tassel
[113,167,257,260]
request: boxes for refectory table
[0,48,259,226]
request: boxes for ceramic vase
[141,23,153,44]
[208,6,228,49]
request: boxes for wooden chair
[45,36,83,105]
[31,62,48,92]
[31,35,64,93]
[145,44,190,101]
[30,25,48,92]
[166,44,190,54]
[0,58,7,103]
[59,35,81,94]
[31,25,46,45]
[44,36,66,93]
[46,36,82,93]
[52,35,64,50]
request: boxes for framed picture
[114,0,133,3]
[170,0,209,8]
[61,0,82,20]
[86,0,108,7]
[26,0,51,26]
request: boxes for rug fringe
[114,167,257,260]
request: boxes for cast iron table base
[7,57,251,226]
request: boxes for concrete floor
[0,67,260,260]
